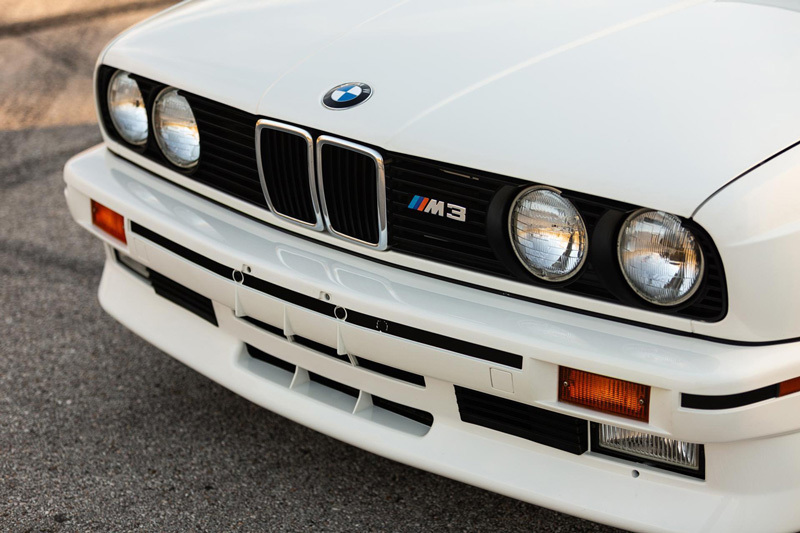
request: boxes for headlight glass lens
[509,187,588,281]
[618,210,703,305]
[107,70,148,145]
[153,88,200,168]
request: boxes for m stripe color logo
[407,195,467,222]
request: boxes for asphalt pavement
[0,2,625,531]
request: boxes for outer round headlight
[509,187,588,281]
[617,209,704,306]
[152,87,200,168]
[107,70,148,145]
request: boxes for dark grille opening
[372,396,433,427]
[246,344,296,374]
[184,93,265,207]
[257,125,317,224]
[242,316,284,337]
[293,335,350,363]
[455,386,588,455]
[355,357,425,387]
[319,142,381,245]
[309,372,359,398]
[148,269,218,326]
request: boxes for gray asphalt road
[0,3,625,532]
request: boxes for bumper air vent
[148,269,218,326]
[455,386,588,455]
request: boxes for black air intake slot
[455,386,588,455]
[148,270,218,326]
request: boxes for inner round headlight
[107,70,148,145]
[509,187,588,281]
[617,209,704,306]
[152,87,200,168]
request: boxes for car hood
[103,0,800,216]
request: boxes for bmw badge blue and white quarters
[62,1,800,532]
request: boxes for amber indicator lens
[91,200,127,244]
[559,367,650,422]
[779,376,800,397]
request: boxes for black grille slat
[455,387,588,455]
[320,143,380,245]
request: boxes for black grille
[387,154,727,321]
[148,269,218,326]
[319,142,381,245]
[387,156,512,276]
[101,66,727,324]
[455,386,588,455]
[257,124,317,224]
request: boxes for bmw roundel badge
[322,82,372,109]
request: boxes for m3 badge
[407,195,467,222]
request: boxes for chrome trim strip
[255,119,324,231]
[316,135,388,250]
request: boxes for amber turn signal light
[779,376,800,397]
[91,200,127,244]
[559,367,650,422]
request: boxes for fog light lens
[91,200,126,244]
[596,424,701,471]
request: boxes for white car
[63,1,800,531]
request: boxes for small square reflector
[559,367,650,422]
[91,200,126,244]
[596,423,701,472]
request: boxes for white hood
[103,0,800,216]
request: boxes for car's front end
[64,1,800,531]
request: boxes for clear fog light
[107,70,148,145]
[509,187,588,281]
[595,423,701,473]
[617,209,703,305]
[153,87,200,168]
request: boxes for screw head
[562,381,570,388]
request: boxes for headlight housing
[107,70,148,146]
[508,187,588,281]
[152,87,200,168]
[617,209,704,306]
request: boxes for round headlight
[617,209,704,306]
[107,70,148,145]
[152,87,200,168]
[509,187,588,281]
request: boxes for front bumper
[64,145,800,533]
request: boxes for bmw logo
[322,82,372,110]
